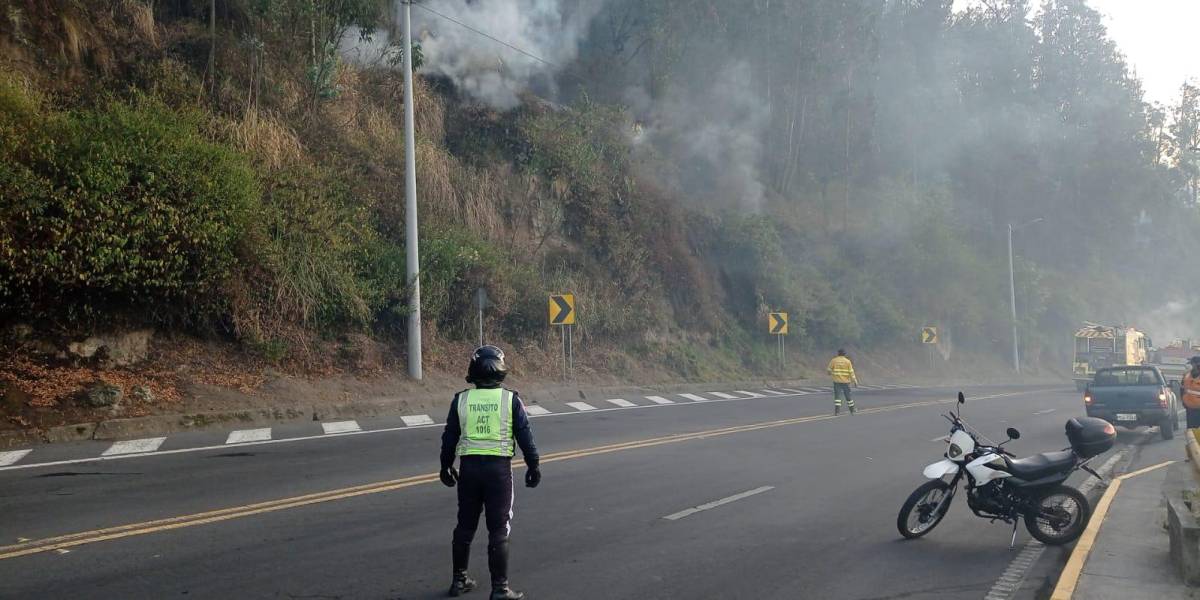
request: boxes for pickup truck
[1084,365,1180,440]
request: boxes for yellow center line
[1049,460,1175,600]
[0,388,1056,561]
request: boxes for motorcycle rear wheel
[898,479,953,539]
[1024,485,1091,545]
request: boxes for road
[0,383,1141,599]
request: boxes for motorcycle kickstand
[1009,519,1020,550]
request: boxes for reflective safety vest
[1183,371,1200,410]
[456,388,515,457]
[828,356,857,385]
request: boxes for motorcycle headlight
[948,443,963,459]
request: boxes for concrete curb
[3,377,836,447]
[1,378,1060,448]
[1165,458,1200,586]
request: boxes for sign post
[475,288,490,348]
[922,326,938,371]
[770,312,789,371]
[550,294,576,381]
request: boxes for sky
[1089,0,1200,107]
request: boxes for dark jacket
[440,387,539,469]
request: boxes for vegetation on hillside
[2,0,1198,392]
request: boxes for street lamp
[1008,217,1043,374]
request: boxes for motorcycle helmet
[466,345,508,386]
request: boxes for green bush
[0,84,258,325]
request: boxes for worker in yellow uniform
[828,349,858,415]
[1182,356,1200,429]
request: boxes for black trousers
[453,455,515,547]
[1187,408,1200,430]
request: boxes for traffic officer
[1181,356,1200,429]
[828,349,858,415]
[440,345,540,600]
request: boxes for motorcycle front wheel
[1024,485,1091,545]
[897,479,954,539]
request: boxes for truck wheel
[1161,413,1176,440]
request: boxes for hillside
[1,1,1197,427]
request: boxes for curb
[2,377,837,447]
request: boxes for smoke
[411,0,605,109]
[1138,299,1200,345]
[625,63,769,209]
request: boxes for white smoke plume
[412,0,606,109]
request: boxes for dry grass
[219,109,304,172]
[120,0,156,48]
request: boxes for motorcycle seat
[1005,450,1076,480]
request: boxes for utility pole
[1008,224,1019,374]
[1008,218,1043,375]
[402,0,422,380]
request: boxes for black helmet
[467,345,508,386]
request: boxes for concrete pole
[1008,223,1020,374]
[403,1,422,380]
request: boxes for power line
[410,2,562,70]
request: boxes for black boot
[849,404,856,415]
[834,405,841,416]
[488,541,524,599]
[449,542,477,596]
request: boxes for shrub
[0,83,258,326]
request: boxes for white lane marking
[1033,408,1056,416]
[645,396,674,404]
[709,392,740,399]
[801,387,828,393]
[663,486,775,521]
[565,402,597,411]
[859,385,886,390]
[102,437,167,456]
[321,421,361,434]
[930,435,949,443]
[605,399,637,408]
[981,445,1130,600]
[777,388,808,394]
[734,390,764,398]
[226,428,272,444]
[524,405,552,415]
[1,384,971,471]
[0,450,32,466]
[401,415,435,426]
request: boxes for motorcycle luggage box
[1065,417,1116,458]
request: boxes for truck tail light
[1084,393,1093,405]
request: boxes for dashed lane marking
[101,437,167,456]
[0,388,1059,560]
[645,396,674,404]
[0,386,1034,472]
[0,450,31,467]
[226,428,272,444]
[777,388,808,394]
[321,421,361,435]
[708,392,740,399]
[663,486,775,521]
[1033,408,1056,415]
[524,405,552,416]
[565,402,597,411]
[605,399,637,408]
[734,390,764,398]
[400,415,435,426]
[761,389,789,396]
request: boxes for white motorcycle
[897,392,1114,546]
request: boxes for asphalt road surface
[0,383,1141,599]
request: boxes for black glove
[525,466,541,488]
[440,466,458,488]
